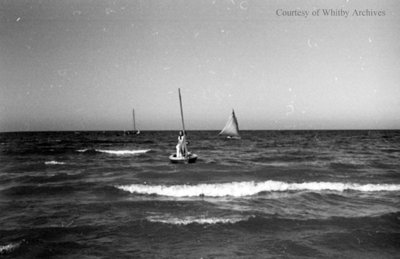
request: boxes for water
[0,130,399,258]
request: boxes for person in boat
[176,131,187,158]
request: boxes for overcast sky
[1,0,399,131]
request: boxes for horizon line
[1,129,399,134]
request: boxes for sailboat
[169,89,198,163]
[132,108,140,135]
[219,109,241,139]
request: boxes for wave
[77,149,151,155]
[3,184,81,196]
[97,149,151,155]
[0,241,21,254]
[116,180,400,197]
[45,161,66,165]
[76,148,95,153]
[20,172,84,184]
[147,215,251,225]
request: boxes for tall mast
[132,108,136,132]
[178,88,186,135]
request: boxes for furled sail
[219,109,240,138]
[132,108,140,134]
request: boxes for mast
[232,109,239,130]
[178,88,189,158]
[132,108,136,132]
[178,88,186,135]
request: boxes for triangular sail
[219,109,240,137]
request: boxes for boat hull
[169,153,198,164]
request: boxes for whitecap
[0,241,20,254]
[116,180,400,197]
[147,215,251,225]
[45,161,66,165]
[96,149,151,155]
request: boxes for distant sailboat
[169,89,198,163]
[132,108,140,135]
[219,109,241,139]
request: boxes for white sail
[219,109,240,138]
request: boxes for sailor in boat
[176,131,187,158]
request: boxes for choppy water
[0,130,399,258]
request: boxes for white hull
[169,153,198,164]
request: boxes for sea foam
[96,149,150,155]
[77,149,150,155]
[0,241,20,254]
[45,161,66,165]
[147,215,251,225]
[116,180,400,197]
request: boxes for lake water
[0,130,399,258]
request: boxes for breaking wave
[147,215,251,225]
[45,161,66,165]
[77,149,150,155]
[96,149,151,155]
[0,241,21,254]
[116,180,400,197]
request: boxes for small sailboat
[169,89,198,163]
[132,108,140,135]
[219,109,241,139]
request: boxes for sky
[1,0,399,131]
